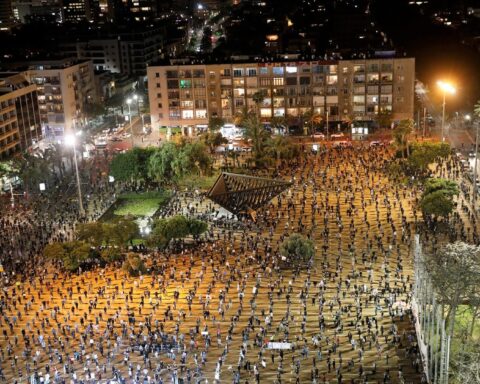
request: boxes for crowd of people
[0,143,457,383]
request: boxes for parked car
[331,132,345,139]
[313,132,325,140]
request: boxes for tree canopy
[109,147,155,183]
[420,178,458,218]
[76,219,139,248]
[279,233,315,267]
[408,142,451,173]
[393,119,414,158]
[426,241,480,337]
[147,215,208,249]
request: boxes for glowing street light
[437,80,456,142]
[64,133,85,216]
[126,98,135,147]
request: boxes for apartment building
[21,58,96,136]
[147,57,414,132]
[60,27,165,76]
[0,73,42,160]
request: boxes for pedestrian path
[0,147,426,383]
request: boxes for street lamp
[64,133,85,216]
[471,119,480,204]
[133,94,145,134]
[126,98,135,147]
[437,81,456,142]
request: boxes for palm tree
[267,136,289,169]
[13,152,49,194]
[43,144,65,178]
[474,100,480,119]
[270,116,287,135]
[393,119,414,158]
[303,109,323,138]
[243,114,270,167]
[252,90,266,116]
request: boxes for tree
[105,93,125,111]
[408,142,451,174]
[426,242,480,337]
[474,100,480,119]
[14,152,50,193]
[420,190,455,218]
[200,26,213,52]
[84,102,106,119]
[252,90,266,115]
[122,253,147,277]
[43,242,66,261]
[423,178,459,196]
[208,116,225,132]
[43,144,65,178]
[393,119,414,158]
[109,147,154,183]
[44,241,94,272]
[452,345,480,384]
[420,178,458,218]
[173,142,213,177]
[100,247,124,263]
[104,218,139,247]
[202,131,228,153]
[270,116,287,134]
[148,216,208,249]
[279,233,315,267]
[76,222,105,246]
[243,113,270,167]
[266,136,299,169]
[148,142,179,183]
[303,109,322,136]
[187,218,208,238]
[376,110,393,129]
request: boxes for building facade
[147,58,415,132]
[60,27,165,76]
[12,0,63,23]
[61,0,100,22]
[0,0,14,30]
[22,59,96,137]
[0,73,42,160]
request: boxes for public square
[0,144,429,383]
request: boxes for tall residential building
[12,0,63,23]
[60,27,165,76]
[147,57,415,132]
[61,0,100,22]
[0,73,42,160]
[0,0,14,30]
[5,59,97,137]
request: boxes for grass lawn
[446,305,480,358]
[103,190,171,220]
[114,199,161,217]
[114,190,171,217]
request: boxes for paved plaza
[0,146,427,383]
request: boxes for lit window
[182,110,194,119]
[195,110,207,118]
[260,108,272,117]
[272,67,284,75]
[286,66,297,74]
